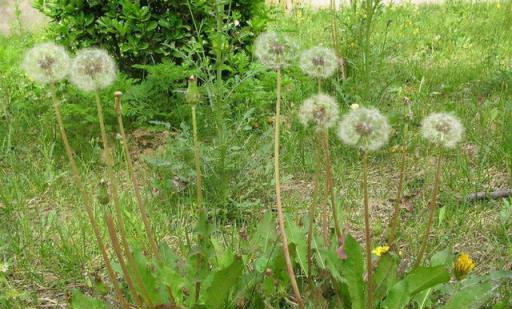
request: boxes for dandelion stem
[274,68,304,309]
[105,214,144,308]
[387,123,408,248]
[115,91,156,305]
[362,151,373,309]
[114,93,177,305]
[414,152,443,268]
[330,0,347,80]
[321,128,343,241]
[93,92,131,260]
[307,140,322,280]
[49,85,128,308]
[191,104,205,213]
[112,93,160,259]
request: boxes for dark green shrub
[34,0,267,75]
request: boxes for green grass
[1,2,512,307]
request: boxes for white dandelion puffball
[299,94,339,131]
[299,46,338,79]
[254,31,298,70]
[421,112,464,148]
[69,48,117,92]
[337,107,391,152]
[23,42,71,84]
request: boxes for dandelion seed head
[299,46,338,79]
[421,112,463,148]
[254,32,298,70]
[70,48,117,92]
[337,107,391,152]
[299,94,339,131]
[22,43,70,84]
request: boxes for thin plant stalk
[307,141,322,280]
[96,92,153,304]
[387,123,408,248]
[320,128,342,241]
[274,68,304,309]
[112,93,160,259]
[414,153,443,268]
[316,79,330,246]
[362,151,373,309]
[191,104,205,213]
[93,92,132,257]
[330,0,347,80]
[191,102,207,305]
[106,214,144,308]
[114,93,176,305]
[49,85,128,308]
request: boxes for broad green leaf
[443,271,512,309]
[373,254,398,300]
[430,248,451,267]
[285,217,308,275]
[382,265,450,309]
[71,291,105,309]
[342,235,365,309]
[443,280,495,309]
[204,256,244,308]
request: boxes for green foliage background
[34,0,268,75]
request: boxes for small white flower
[69,48,117,92]
[254,32,298,70]
[299,93,339,131]
[23,42,71,84]
[299,46,338,79]
[421,112,464,148]
[350,103,360,110]
[337,107,391,152]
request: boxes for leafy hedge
[34,0,267,75]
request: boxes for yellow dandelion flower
[454,252,475,280]
[372,245,390,257]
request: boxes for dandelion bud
[299,46,338,79]
[23,42,71,84]
[69,48,117,92]
[299,94,339,131]
[337,107,391,152]
[454,252,475,280]
[185,75,201,105]
[254,32,298,70]
[421,112,463,149]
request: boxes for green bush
[34,0,267,75]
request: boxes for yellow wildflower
[372,245,390,257]
[454,252,476,280]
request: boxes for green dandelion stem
[191,104,205,214]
